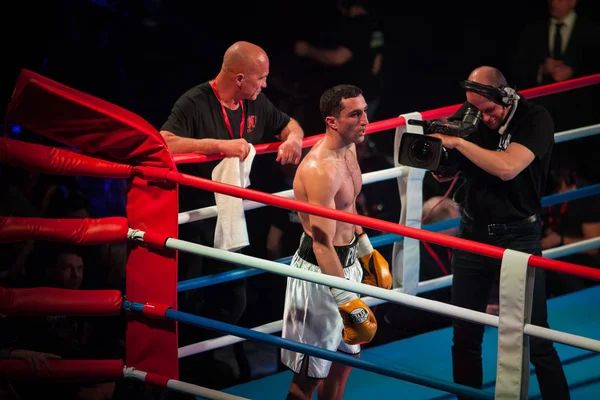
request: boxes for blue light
[11,125,21,134]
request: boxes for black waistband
[462,211,539,236]
[463,211,538,226]
[296,233,358,269]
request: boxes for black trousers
[177,219,247,344]
[450,215,570,400]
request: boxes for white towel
[211,145,256,251]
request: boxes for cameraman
[429,66,570,399]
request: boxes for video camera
[397,106,482,176]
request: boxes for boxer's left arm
[351,203,392,289]
[357,232,392,290]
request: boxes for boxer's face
[336,95,369,144]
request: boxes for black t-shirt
[453,97,554,223]
[161,81,291,211]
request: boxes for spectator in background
[375,196,459,343]
[512,0,600,90]
[10,242,121,400]
[511,0,600,180]
[542,167,600,297]
[293,0,385,139]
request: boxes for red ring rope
[167,171,600,281]
[172,73,600,164]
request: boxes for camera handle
[407,119,477,138]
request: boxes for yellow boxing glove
[357,233,392,290]
[331,288,377,345]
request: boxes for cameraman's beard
[494,106,512,133]
[485,119,500,130]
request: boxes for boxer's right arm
[302,162,378,344]
[302,162,345,278]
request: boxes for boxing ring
[1,69,600,399]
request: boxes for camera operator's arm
[429,134,534,181]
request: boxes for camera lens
[410,139,434,164]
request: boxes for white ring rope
[126,230,600,355]
[555,123,600,144]
[178,279,452,358]
[177,166,406,224]
[123,366,249,400]
[177,237,600,358]
[177,125,600,225]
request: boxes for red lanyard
[210,79,245,139]
[422,241,451,276]
[548,201,568,227]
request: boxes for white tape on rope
[495,249,534,400]
[392,112,424,294]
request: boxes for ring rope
[130,229,600,353]
[177,236,600,358]
[178,277,453,358]
[177,124,600,225]
[171,73,600,165]
[122,366,249,400]
[3,92,597,281]
[167,170,600,281]
[0,359,247,400]
[178,165,406,224]
[176,217,458,292]
[555,123,600,143]
[124,301,494,399]
[3,141,599,351]
[176,201,600,294]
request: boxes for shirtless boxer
[281,84,391,400]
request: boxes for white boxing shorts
[281,233,363,379]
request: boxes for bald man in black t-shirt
[159,42,304,386]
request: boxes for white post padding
[392,112,425,294]
[495,249,535,400]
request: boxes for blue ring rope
[123,301,493,399]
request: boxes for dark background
[1,2,599,390]
[2,0,599,135]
